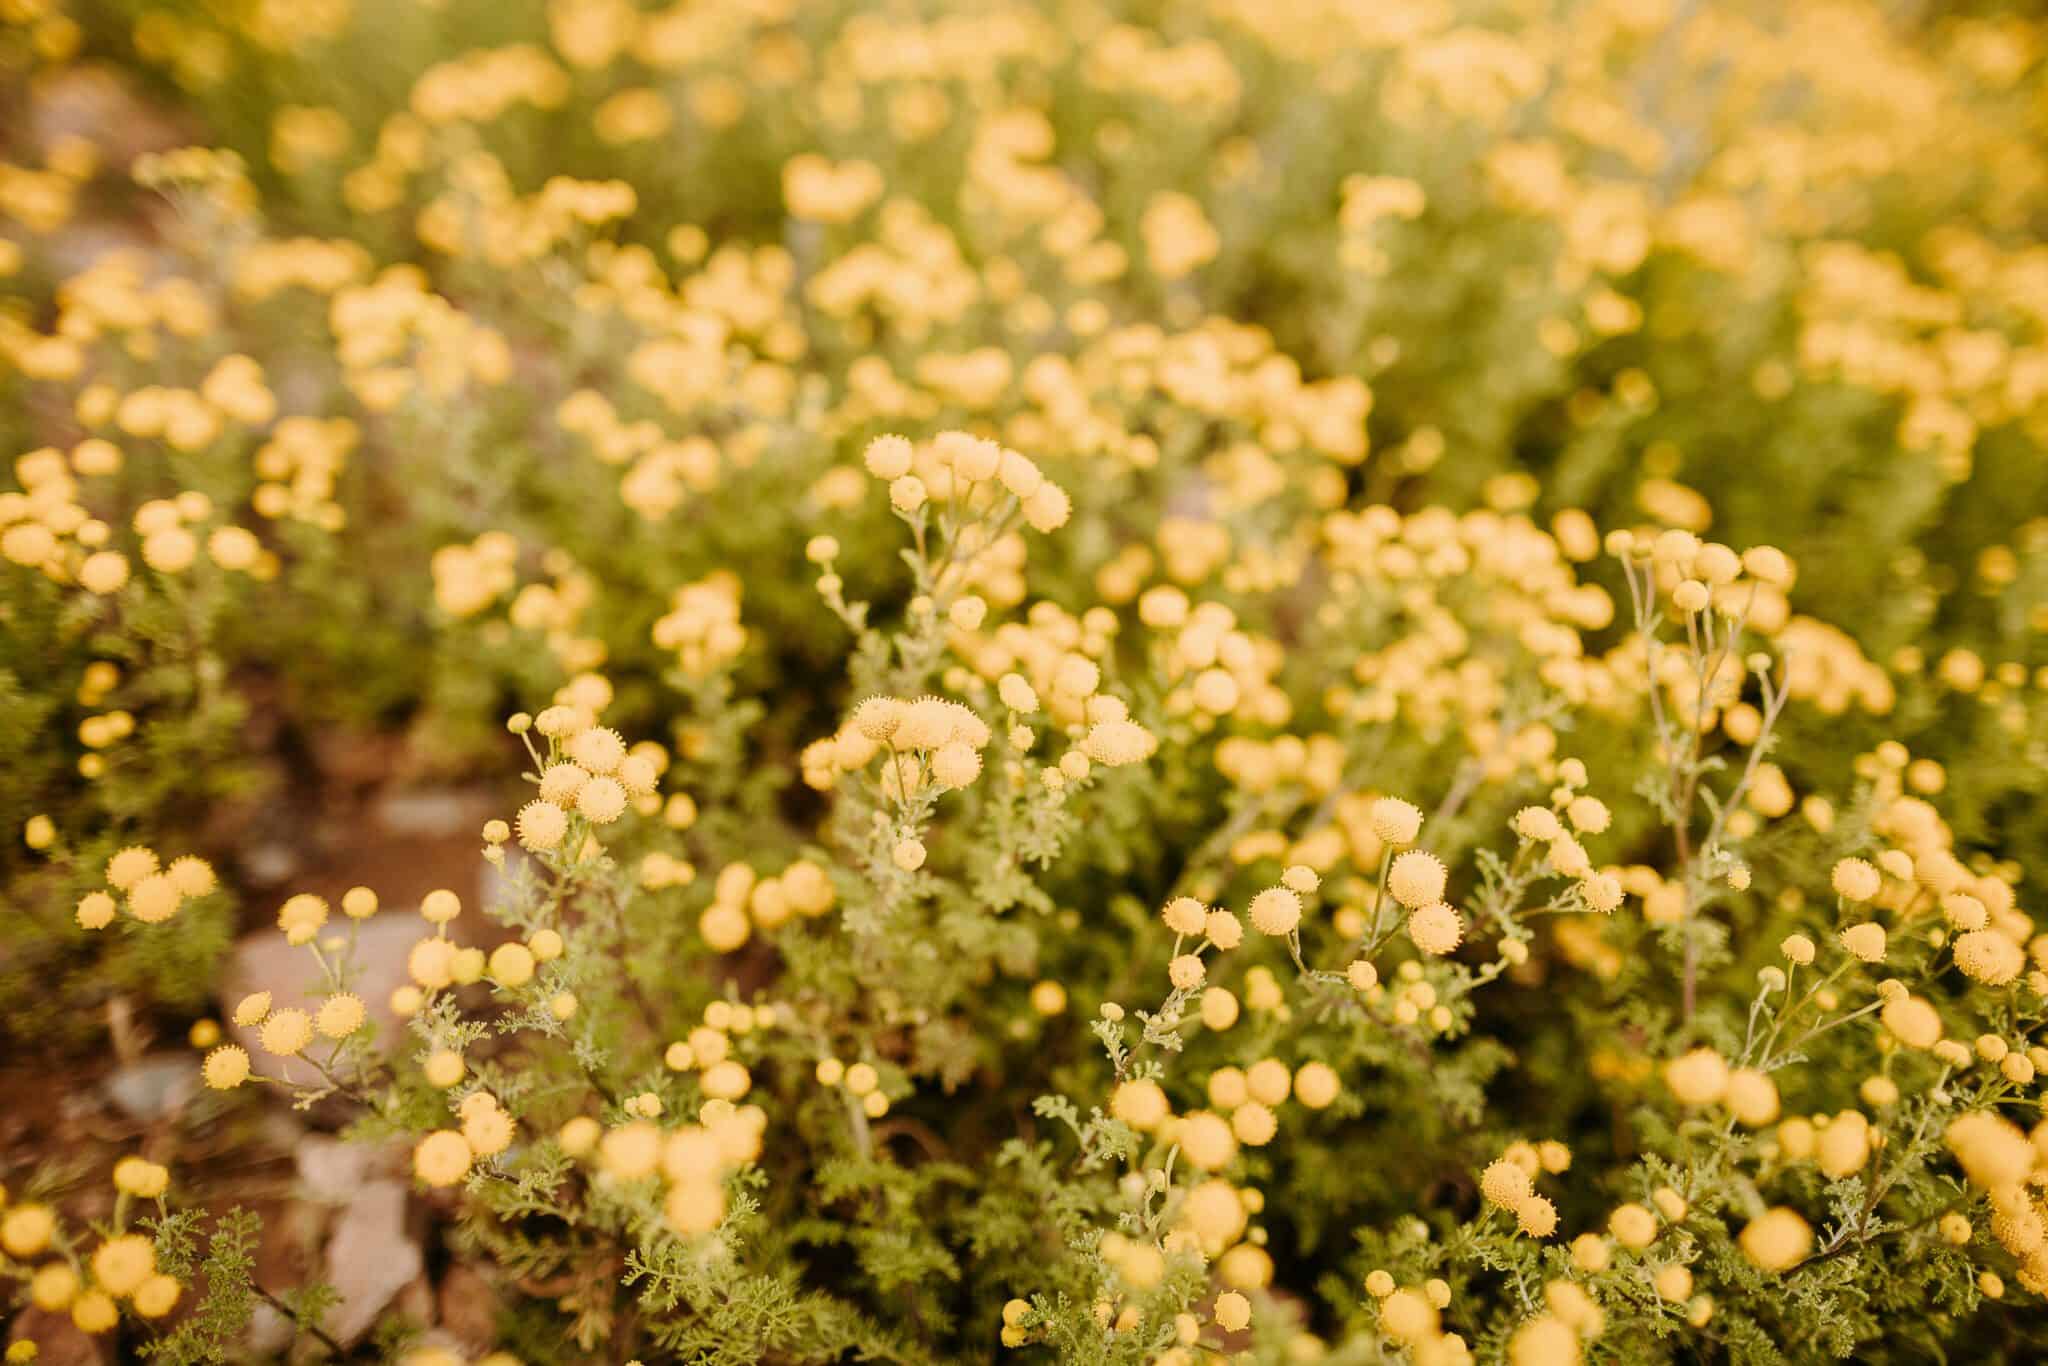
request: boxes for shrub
[2,0,2047,1361]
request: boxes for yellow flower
[1,1205,56,1257]
[316,994,366,1038]
[277,893,329,945]
[204,1045,251,1089]
[1247,887,1300,936]
[259,1009,313,1056]
[1406,903,1464,955]
[1481,1158,1533,1209]
[1386,851,1447,908]
[30,1261,80,1311]
[488,943,536,987]
[414,1130,473,1187]
[1664,1048,1729,1106]
[132,1274,181,1318]
[91,1234,155,1298]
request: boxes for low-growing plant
[2,0,2047,1362]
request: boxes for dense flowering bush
[4,0,2048,1361]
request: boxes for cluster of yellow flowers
[1,1165,182,1339]
[2,442,267,592]
[511,693,658,853]
[7,0,2048,1359]
[580,1096,765,1236]
[694,857,836,952]
[651,573,747,679]
[75,845,215,929]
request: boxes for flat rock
[295,1135,398,1204]
[321,1180,423,1346]
[240,842,302,888]
[245,1302,295,1357]
[102,1054,198,1122]
[374,788,496,840]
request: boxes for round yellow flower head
[1507,1315,1580,1366]
[463,1105,515,1157]
[105,846,159,891]
[277,893,329,945]
[1248,887,1301,936]
[1840,923,1886,963]
[1371,797,1424,846]
[517,800,568,851]
[864,434,914,481]
[414,1130,473,1187]
[1177,1111,1238,1170]
[666,1179,726,1235]
[1,1205,56,1258]
[76,891,117,930]
[72,1288,119,1334]
[1481,1158,1533,1209]
[1407,902,1463,955]
[113,1157,169,1199]
[316,993,366,1038]
[539,763,588,805]
[1200,986,1239,1030]
[424,1050,466,1088]
[90,1233,155,1298]
[1664,1047,1729,1106]
[702,1060,753,1100]
[568,726,626,775]
[1378,1287,1438,1342]
[408,936,456,989]
[1108,1078,1168,1130]
[30,1260,80,1311]
[489,942,536,987]
[577,776,628,823]
[1831,857,1881,902]
[1608,1203,1657,1249]
[1947,1111,2034,1189]
[1954,929,2024,985]
[204,1045,251,1089]
[1880,995,1942,1049]
[132,1275,180,1319]
[1739,1208,1814,1272]
[125,873,180,924]
[1163,896,1208,935]
[1295,1061,1340,1109]
[1517,1195,1559,1238]
[1231,1102,1278,1146]
[1725,1068,1781,1127]
[166,855,216,897]
[1387,851,1447,908]
[260,1009,313,1056]
[1818,1111,1873,1178]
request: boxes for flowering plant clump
[4,0,2048,1362]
